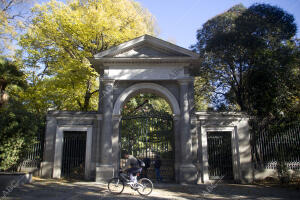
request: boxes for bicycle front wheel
[137,178,153,196]
[108,178,125,194]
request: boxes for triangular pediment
[94,35,198,59]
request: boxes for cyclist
[121,151,142,184]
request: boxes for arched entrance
[112,83,180,116]
[120,93,175,181]
[111,83,181,182]
[92,35,199,184]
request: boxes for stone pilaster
[112,115,121,174]
[96,79,115,182]
[41,116,57,178]
[98,77,104,113]
[173,114,181,183]
[178,79,197,184]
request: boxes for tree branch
[2,0,14,12]
[90,89,99,95]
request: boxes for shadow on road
[2,178,300,200]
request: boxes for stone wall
[194,112,253,184]
[42,110,254,184]
[41,111,100,180]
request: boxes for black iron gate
[207,131,233,180]
[61,131,86,179]
[120,111,174,181]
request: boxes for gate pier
[96,79,115,182]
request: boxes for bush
[0,100,45,171]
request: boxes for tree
[191,4,246,110]
[242,39,299,120]
[18,0,157,112]
[0,57,25,108]
[0,99,44,171]
[194,76,212,111]
[192,4,299,120]
[0,0,31,55]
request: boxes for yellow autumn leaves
[17,0,158,112]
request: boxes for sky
[136,0,300,49]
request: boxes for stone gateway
[42,35,253,184]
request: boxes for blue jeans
[127,167,142,182]
[155,168,162,182]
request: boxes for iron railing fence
[19,132,44,169]
[251,124,300,170]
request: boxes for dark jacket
[154,159,161,169]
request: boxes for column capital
[177,78,194,85]
[100,78,115,86]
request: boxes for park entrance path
[1,178,299,200]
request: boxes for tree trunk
[83,93,91,111]
[0,80,8,108]
[236,88,246,111]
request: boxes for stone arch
[112,82,180,116]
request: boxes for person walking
[154,155,162,183]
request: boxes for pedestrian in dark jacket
[154,155,162,182]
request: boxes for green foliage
[191,4,247,110]
[194,77,212,111]
[122,93,172,116]
[192,3,300,123]
[0,100,45,171]
[0,57,25,108]
[18,0,157,112]
[243,43,299,120]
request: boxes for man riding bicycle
[121,151,142,184]
[108,151,153,195]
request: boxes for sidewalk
[1,178,299,200]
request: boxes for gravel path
[1,178,299,200]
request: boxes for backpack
[137,159,145,167]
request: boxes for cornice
[91,57,199,65]
[195,111,249,120]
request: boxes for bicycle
[107,170,153,196]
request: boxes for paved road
[1,179,299,200]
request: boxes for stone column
[201,126,210,183]
[98,78,104,113]
[112,115,121,174]
[237,118,253,183]
[96,79,115,182]
[196,119,203,184]
[41,115,57,178]
[173,114,181,183]
[178,79,197,184]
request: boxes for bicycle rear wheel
[108,178,124,194]
[137,178,153,196]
